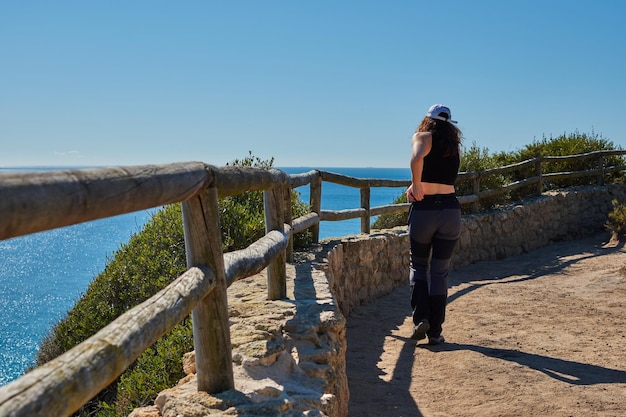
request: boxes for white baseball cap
[426,104,457,124]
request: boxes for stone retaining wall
[456,185,626,268]
[131,185,626,417]
[328,184,626,314]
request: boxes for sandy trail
[346,232,626,417]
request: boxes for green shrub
[371,192,408,230]
[220,151,312,251]
[506,130,624,190]
[111,319,194,416]
[606,199,626,240]
[457,141,510,211]
[35,153,313,416]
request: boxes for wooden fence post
[360,186,370,234]
[284,187,294,262]
[599,155,606,185]
[310,175,322,243]
[535,157,543,194]
[264,185,287,300]
[472,175,481,213]
[181,187,234,393]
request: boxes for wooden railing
[0,163,297,416]
[454,150,626,210]
[305,150,626,232]
[0,149,624,416]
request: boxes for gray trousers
[408,194,461,333]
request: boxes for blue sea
[0,166,410,385]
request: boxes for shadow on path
[346,285,423,417]
[420,342,626,385]
[448,234,624,304]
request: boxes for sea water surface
[0,166,410,385]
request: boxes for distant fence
[0,149,625,416]
[308,149,626,231]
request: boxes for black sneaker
[410,320,430,340]
[427,335,445,345]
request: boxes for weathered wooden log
[320,208,367,222]
[292,212,320,234]
[182,187,234,394]
[222,229,290,287]
[214,167,287,197]
[476,158,536,177]
[0,162,210,240]
[284,187,294,262]
[310,175,322,242]
[476,178,536,201]
[606,164,626,174]
[288,170,319,188]
[360,187,370,234]
[542,149,626,162]
[535,158,543,194]
[500,176,540,191]
[370,203,411,217]
[319,170,409,188]
[0,266,214,417]
[264,186,287,300]
[543,169,602,180]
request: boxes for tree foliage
[606,199,626,240]
[494,130,623,191]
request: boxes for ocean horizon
[0,166,411,385]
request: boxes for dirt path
[346,232,626,417]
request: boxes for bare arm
[406,132,432,202]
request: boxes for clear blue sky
[1,1,624,168]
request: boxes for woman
[406,104,462,345]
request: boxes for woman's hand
[406,183,424,202]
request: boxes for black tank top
[421,134,459,185]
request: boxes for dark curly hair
[417,116,462,157]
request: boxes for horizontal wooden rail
[543,168,601,180]
[214,167,288,197]
[319,170,409,188]
[541,149,626,161]
[606,164,626,174]
[223,228,291,287]
[320,208,367,222]
[473,158,536,178]
[292,212,321,234]
[370,203,411,217]
[0,162,210,240]
[288,170,319,188]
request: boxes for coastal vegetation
[35,132,623,416]
[606,199,626,241]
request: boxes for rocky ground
[346,232,626,417]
